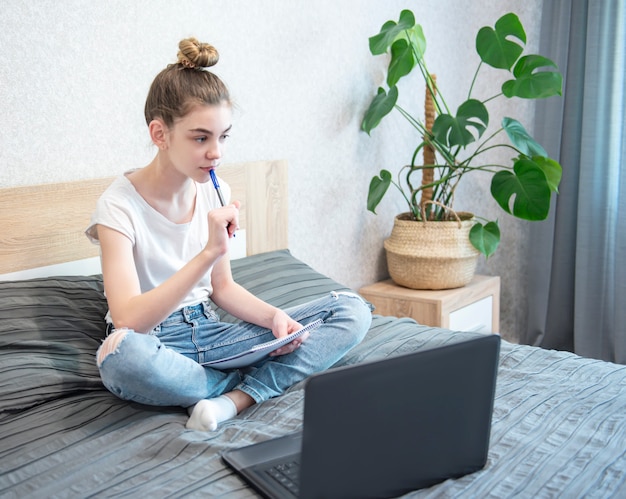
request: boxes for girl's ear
[148,119,169,150]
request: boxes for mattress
[1,250,625,497]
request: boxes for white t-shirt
[85,173,231,310]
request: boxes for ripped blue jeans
[96,291,372,408]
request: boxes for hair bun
[177,37,219,69]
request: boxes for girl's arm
[209,255,308,355]
[98,202,239,333]
[98,224,220,333]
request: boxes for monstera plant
[363,10,563,257]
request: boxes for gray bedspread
[1,250,625,498]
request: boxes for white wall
[0,0,544,342]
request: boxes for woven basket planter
[384,212,480,290]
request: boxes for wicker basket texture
[384,212,480,290]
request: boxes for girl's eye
[195,137,207,143]
[220,134,230,141]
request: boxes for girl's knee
[96,329,174,404]
[330,291,373,339]
[96,328,130,367]
[331,291,373,316]
[331,290,371,305]
[96,328,159,371]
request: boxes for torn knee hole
[331,291,361,300]
[331,290,373,310]
[97,328,129,366]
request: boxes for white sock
[186,395,238,431]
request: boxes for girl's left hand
[269,310,309,356]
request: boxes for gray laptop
[222,334,500,498]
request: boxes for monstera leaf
[533,156,562,193]
[476,13,526,70]
[502,118,547,157]
[367,170,393,213]
[470,221,501,258]
[502,118,562,192]
[368,10,416,55]
[490,158,553,220]
[387,39,416,87]
[361,86,398,135]
[432,100,489,147]
[502,55,563,99]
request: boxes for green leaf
[367,170,393,213]
[369,10,415,55]
[502,117,547,157]
[470,221,500,257]
[388,39,416,87]
[502,55,563,98]
[361,86,398,134]
[490,158,552,220]
[431,99,489,147]
[476,13,526,70]
[532,156,562,193]
[404,24,426,60]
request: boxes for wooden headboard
[0,159,288,275]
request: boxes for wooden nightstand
[359,275,500,333]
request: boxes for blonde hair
[144,37,231,127]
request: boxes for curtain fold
[525,0,626,363]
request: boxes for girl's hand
[269,310,310,357]
[206,200,240,254]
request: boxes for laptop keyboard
[265,459,300,495]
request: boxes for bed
[1,160,625,498]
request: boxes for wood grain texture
[0,160,288,274]
[359,275,500,332]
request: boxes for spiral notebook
[201,319,323,370]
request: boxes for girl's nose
[206,141,222,160]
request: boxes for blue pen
[209,169,235,237]
[209,169,226,207]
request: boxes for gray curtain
[524,0,626,363]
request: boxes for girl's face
[164,102,232,183]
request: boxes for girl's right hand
[206,200,240,254]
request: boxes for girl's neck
[127,156,197,224]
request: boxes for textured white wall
[1,0,544,342]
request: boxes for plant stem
[396,105,426,133]
[467,61,483,100]
[409,39,450,116]
[482,92,504,105]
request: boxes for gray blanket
[1,250,625,498]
